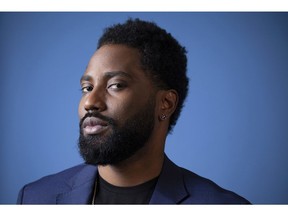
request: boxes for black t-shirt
[93,174,158,204]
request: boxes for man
[17,18,250,204]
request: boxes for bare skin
[78,44,178,187]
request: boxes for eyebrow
[80,71,133,83]
[80,74,92,83]
[104,71,133,80]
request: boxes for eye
[81,85,93,93]
[107,83,126,90]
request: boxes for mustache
[79,111,116,128]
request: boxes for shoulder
[156,156,250,204]
[17,164,97,204]
[179,166,250,204]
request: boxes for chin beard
[78,99,155,166]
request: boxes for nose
[83,88,107,112]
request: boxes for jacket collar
[56,164,97,204]
[56,155,188,204]
[149,155,188,204]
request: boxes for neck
[97,144,165,187]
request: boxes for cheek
[78,98,85,120]
[107,96,139,121]
[108,103,131,122]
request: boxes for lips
[82,116,109,135]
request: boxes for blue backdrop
[0,12,287,204]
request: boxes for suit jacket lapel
[149,155,188,204]
[56,164,97,204]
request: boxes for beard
[78,98,155,166]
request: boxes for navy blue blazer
[17,156,250,204]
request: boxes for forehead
[84,44,145,79]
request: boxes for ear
[157,90,178,121]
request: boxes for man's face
[78,44,157,165]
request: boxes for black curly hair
[97,18,189,133]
